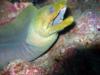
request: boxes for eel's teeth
[53,6,67,25]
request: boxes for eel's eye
[49,6,55,13]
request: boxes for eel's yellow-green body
[0,0,74,66]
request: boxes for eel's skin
[0,0,74,66]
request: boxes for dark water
[52,47,100,75]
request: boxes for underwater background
[0,0,100,75]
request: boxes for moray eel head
[31,2,74,37]
[26,1,74,49]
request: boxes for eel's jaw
[39,7,74,37]
[47,16,74,35]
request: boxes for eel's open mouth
[53,7,67,25]
[44,6,74,36]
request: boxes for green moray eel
[0,0,74,66]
